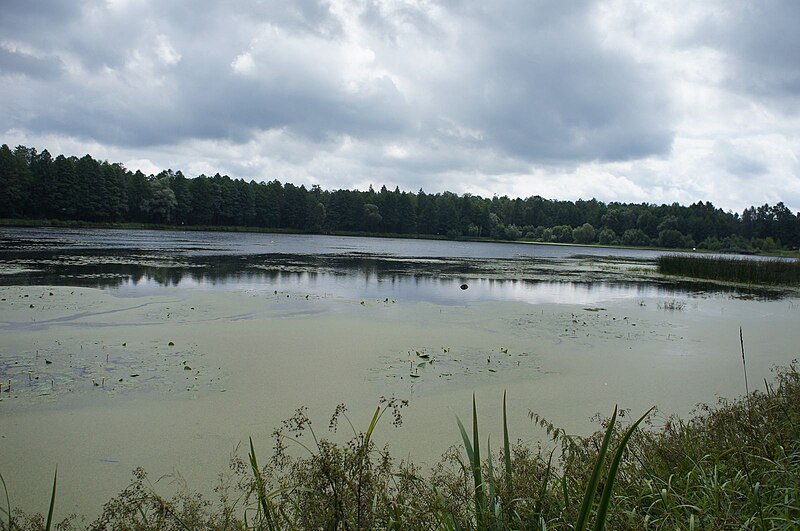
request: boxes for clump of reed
[658,253,800,286]
[4,363,800,530]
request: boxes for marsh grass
[657,299,686,311]
[658,254,800,286]
[3,363,800,530]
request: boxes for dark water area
[0,227,786,304]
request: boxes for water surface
[0,227,797,518]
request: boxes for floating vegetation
[657,299,686,311]
[0,340,221,403]
[658,254,800,286]
[372,346,541,388]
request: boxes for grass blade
[0,472,12,530]
[363,406,381,448]
[45,467,57,531]
[248,437,275,528]
[592,406,654,530]
[486,434,495,507]
[534,448,556,519]
[503,391,512,494]
[456,416,475,465]
[472,394,485,523]
[575,405,618,531]
[456,394,486,526]
[740,326,750,397]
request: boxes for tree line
[1,143,799,251]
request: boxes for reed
[657,253,800,286]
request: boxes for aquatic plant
[657,299,686,311]
[657,254,800,286]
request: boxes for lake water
[0,227,767,303]
[1,227,798,518]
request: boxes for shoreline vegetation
[3,218,799,261]
[2,144,800,255]
[2,363,798,530]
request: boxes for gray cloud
[0,47,64,80]
[0,0,798,212]
[693,0,800,106]
[0,0,673,158]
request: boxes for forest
[1,143,799,251]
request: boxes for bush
[549,225,574,243]
[572,223,596,244]
[658,229,695,249]
[621,228,651,247]
[598,227,619,245]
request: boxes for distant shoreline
[3,217,798,258]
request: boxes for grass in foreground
[658,253,800,286]
[3,364,800,530]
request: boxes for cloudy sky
[2,0,799,212]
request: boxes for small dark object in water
[168,341,175,346]
[460,283,469,290]
[45,359,52,364]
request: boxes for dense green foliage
[659,254,800,286]
[2,143,800,250]
[4,364,799,530]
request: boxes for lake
[1,227,798,518]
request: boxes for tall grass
[658,253,800,286]
[3,363,800,530]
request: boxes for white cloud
[155,35,181,66]
[231,52,255,75]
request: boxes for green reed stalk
[575,406,618,531]
[503,391,512,495]
[45,468,56,531]
[248,437,277,530]
[456,394,486,527]
[592,407,654,530]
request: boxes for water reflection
[0,249,780,305]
